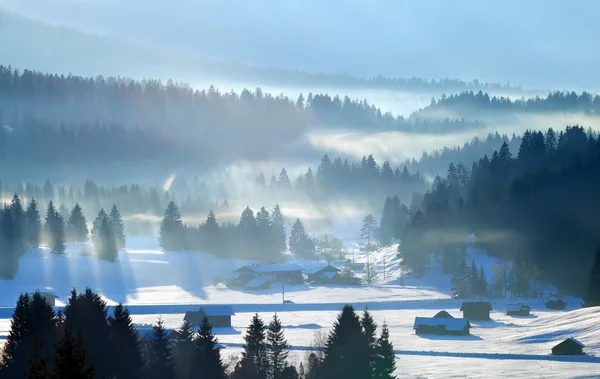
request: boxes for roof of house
[413,317,470,331]
[236,264,303,273]
[304,265,340,275]
[433,310,454,319]
[321,272,338,280]
[506,303,530,312]
[38,292,59,299]
[199,305,235,316]
[244,278,270,288]
[553,338,585,349]
[460,302,493,311]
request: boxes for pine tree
[361,307,378,376]
[267,314,289,379]
[44,201,66,254]
[477,266,488,300]
[146,318,175,379]
[470,260,478,297]
[91,208,107,237]
[235,314,267,379]
[194,316,226,379]
[374,322,396,379]
[94,215,118,261]
[109,303,143,379]
[321,305,371,379]
[159,201,184,250]
[173,320,195,379]
[0,294,31,376]
[256,207,275,261]
[53,326,94,379]
[10,194,26,253]
[25,198,42,249]
[289,219,315,260]
[109,205,126,249]
[583,249,600,307]
[67,203,88,243]
[26,338,51,379]
[271,205,287,255]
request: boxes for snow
[413,316,470,331]
[236,263,303,273]
[0,236,598,378]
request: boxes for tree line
[0,290,397,379]
[0,195,126,279]
[394,125,600,296]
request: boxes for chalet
[234,264,303,285]
[546,299,566,310]
[304,265,340,282]
[433,310,454,319]
[460,302,492,320]
[506,303,531,316]
[184,305,235,328]
[413,317,471,336]
[552,338,585,356]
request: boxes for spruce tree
[146,318,175,379]
[194,316,226,379]
[26,338,51,379]
[159,201,184,250]
[361,307,378,376]
[109,303,143,379]
[44,201,66,254]
[25,198,42,249]
[173,320,195,379]
[0,294,31,376]
[321,305,371,379]
[271,205,287,255]
[477,266,488,300]
[91,208,108,238]
[53,326,94,379]
[470,260,478,297]
[10,194,26,253]
[95,216,118,261]
[67,203,88,243]
[267,314,289,379]
[583,249,600,307]
[289,219,315,260]
[235,314,268,379]
[109,205,126,249]
[374,322,396,379]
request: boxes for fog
[2,0,599,90]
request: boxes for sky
[1,0,599,90]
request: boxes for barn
[184,305,235,328]
[433,310,454,319]
[505,303,531,316]
[234,264,304,285]
[552,338,585,356]
[304,265,340,282]
[460,302,492,320]
[413,317,471,336]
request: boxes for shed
[433,310,454,319]
[184,305,235,328]
[460,302,492,320]
[304,265,340,282]
[546,299,566,310]
[506,303,531,316]
[413,317,471,335]
[552,338,585,356]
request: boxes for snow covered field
[1,236,599,378]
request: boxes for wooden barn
[413,317,471,336]
[433,310,454,319]
[184,305,235,328]
[460,302,492,320]
[506,303,531,316]
[552,338,585,356]
[234,264,304,285]
[304,265,340,282]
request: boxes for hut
[460,302,492,320]
[413,317,470,336]
[552,338,585,356]
[433,310,454,319]
[184,305,235,328]
[506,303,531,316]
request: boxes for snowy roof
[304,265,340,275]
[321,272,338,280]
[199,305,235,316]
[413,317,470,331]
[433,310,454,319]
[244,279,269,288]
[506,303,530,312]
[236,264,303,273]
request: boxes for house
[546,299,566,310]
[433,310,454,319]
[234,264,303,285]
[552,338,585,356]
[506,303,531,316]
[413,317,471,335]
[184,305,235,328]
[349,262,365,271]
[460,302,492,320]
[304,265,340,282]
[38,292,59,307]
[244,279,270,290]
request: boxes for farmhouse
[506,303,531,316]
[234,263,303,285]
[460,302,492,320]
[552,338,585,356]
[413,317,471,335]
[184,305,235,328]
[304,265,340,282]
[433,310,454,318]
